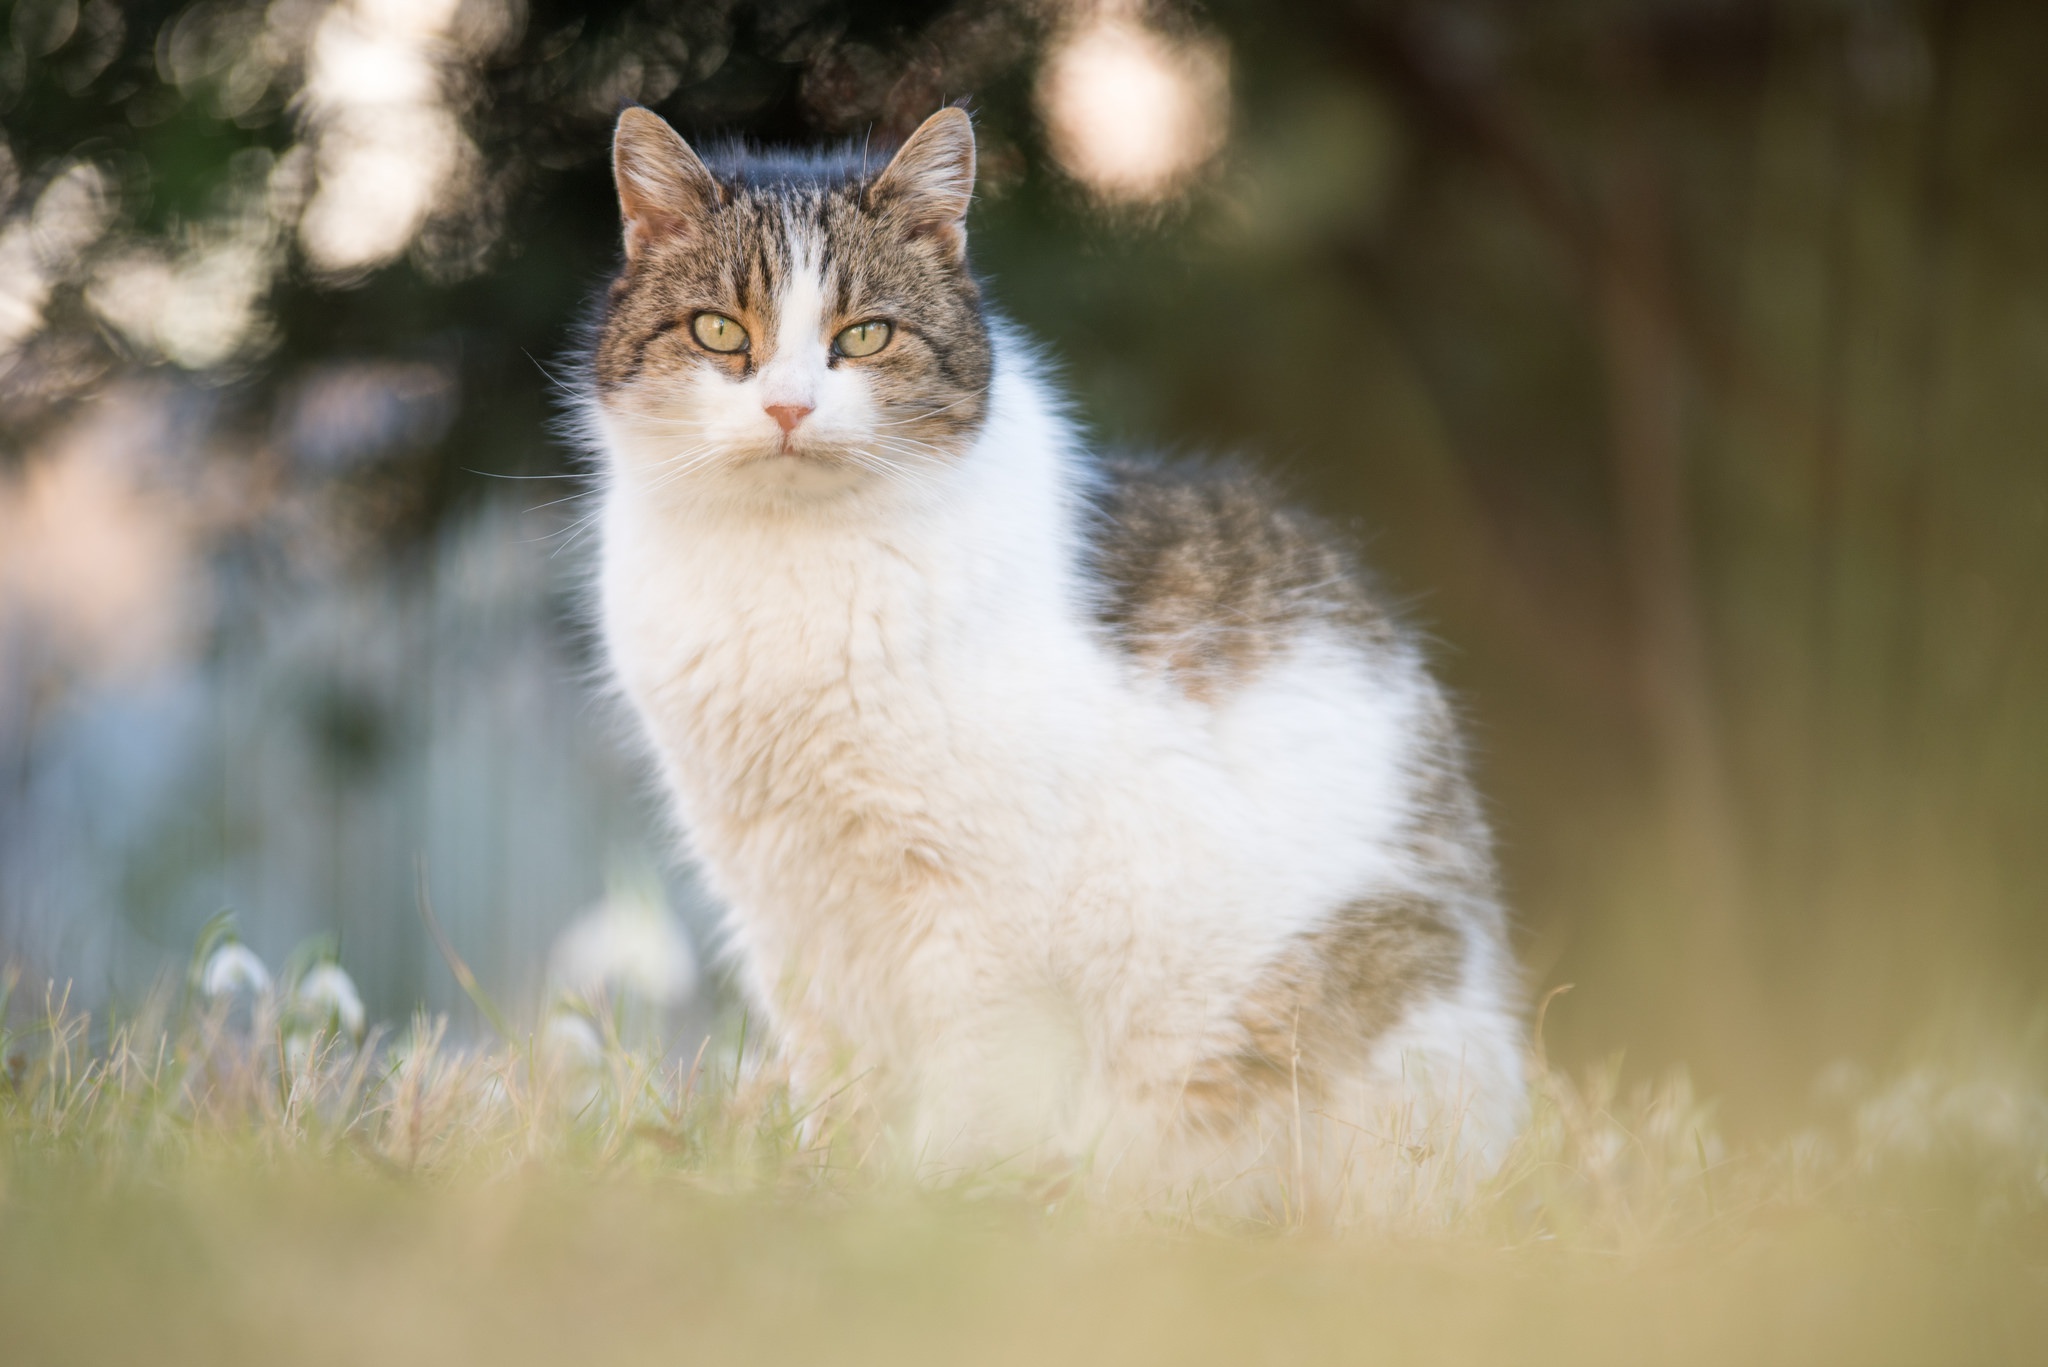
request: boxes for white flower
[540,1007,604,1072]
[200,942,272,1000]
[547,885,696,1009]
[291,962,366,1038]
[540,1007,605,1114]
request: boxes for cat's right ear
[612,107,720,263]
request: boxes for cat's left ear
[869,107,976,264]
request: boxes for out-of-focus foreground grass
[4,970,2043,1366]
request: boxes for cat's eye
[691,313,748,353]
[834,320,892,358]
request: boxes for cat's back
[1080,451,1503,930]
[1085,455,1406,701]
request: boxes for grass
[2,966,2044,1366]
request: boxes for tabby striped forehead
[593,146,994,452]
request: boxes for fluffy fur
[583,106,1526,1213]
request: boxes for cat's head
[590,106,992,507]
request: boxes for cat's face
[592,107,992,507]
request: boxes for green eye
[691,313,748,353]
[834,320,892,358]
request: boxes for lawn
[3,968,2043,1366]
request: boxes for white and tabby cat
[584,105,1526,1212]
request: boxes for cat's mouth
[728,439,878,495]
[755,438,827,461]
[750,432,855,465]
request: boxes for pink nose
[765,403,813,434]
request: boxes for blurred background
[0,0,2042,1126]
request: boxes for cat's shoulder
[1083,454,1399,698]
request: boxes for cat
[583,104,1527,1214]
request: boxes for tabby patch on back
[583,105,1527,1221]
[1090,456,1399,701]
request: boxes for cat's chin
[725,446,889,500]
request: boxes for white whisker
[873,390,990,427]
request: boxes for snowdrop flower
[541,1007,605,1072]
[547,882,697,1009]
[290,962,367,1039]
[540,1006,605,1114]
[200,941,272,1000]
[477,1072,515,1118]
